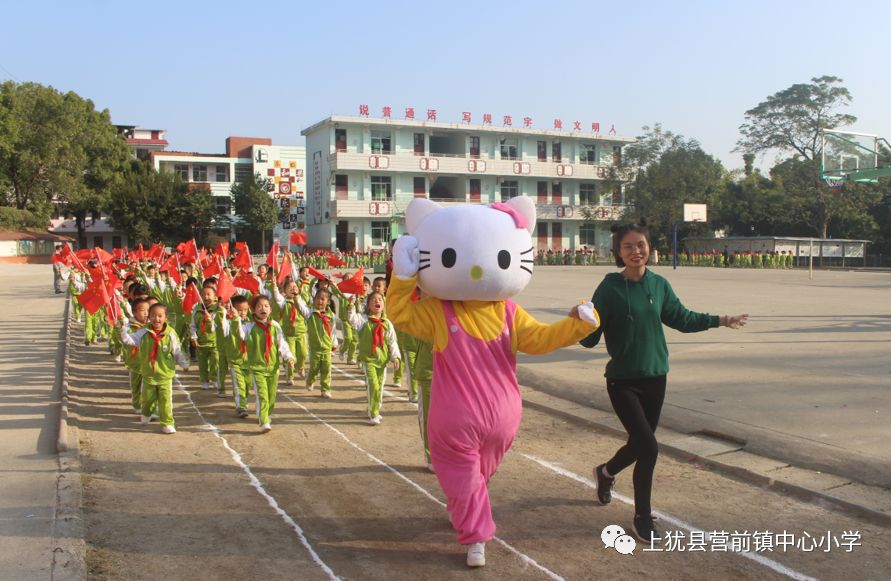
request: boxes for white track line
[522,454,817,581]
[174,376,339,581]
[280,389,564,580]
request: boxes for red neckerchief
[254,318,273,363]
[314,311,331,337]
[288,298,298,325]
[368,317,385,354]
[129,321,144,358]
[147,324,166,370]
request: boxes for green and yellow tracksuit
[120,324,189,427]
[349,308,400,419]
[414,339,434,463]
[221,316,251,414]
[190,303,221,387]
[234,317,295,426]
[338,294,359,363]
[271,287,308,379]
[114,319,149,412]
[296,297,338,394]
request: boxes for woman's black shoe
[594,464,614,505]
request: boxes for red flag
[160,254,181,286]
[337,269,365,295]
[327,255,346,267]
[199,246,211,268]
[77,279,110,315]
[147,243,165,262]
[203,259,221,279]
[277,253,292,286]
[179,239,199,264]
[266,242,280,268]
[182,283,202,314]
[289,231,307,246]
[214,242,230,259]
[51,250,65,265]
[306,266,327,281]
[60,245,85,271]
[106,292,123,326]
[233,272,261,294]
[217,267,236,303]
[231,243,253,271]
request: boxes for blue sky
[2,0,889,172]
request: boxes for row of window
[336,128,620,164]
[363,220,598,247]
[173,163,229,183]
[335,175,623,204]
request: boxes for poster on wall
[312,151,323,224]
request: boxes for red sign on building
[405,107,415,120]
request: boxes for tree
[736,75,856,161]
[624,138,726,249]
[0,81,130,245]
[231,172,278,250]
[106,160,215,246]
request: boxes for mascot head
[404,196,536,301]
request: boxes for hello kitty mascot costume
[388,196,600,567]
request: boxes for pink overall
[428,300,520,544]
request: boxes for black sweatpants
[603,375,667,517]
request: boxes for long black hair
[610,219,652,267]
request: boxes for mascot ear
[505,195,536,235]
[405,198,441,235]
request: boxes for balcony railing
[329,198,627,221]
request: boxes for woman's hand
[721,314,748,329]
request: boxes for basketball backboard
[683,203,707,222]
[821,129,891,184]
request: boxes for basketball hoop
[824,178,845,189]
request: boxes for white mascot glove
[577,301,600,327]
[392,236,420,280]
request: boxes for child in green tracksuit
[221,295,252,418]
[347,291,401,425]
[190,285,223,392]
[65,269,86,323]
[232,295,295,432]
[414,338,434,470]
[114,298,150,414]
[338,292,359,364]
[295,289,339,398]
[271,280,308,384]
[119,303,190,433]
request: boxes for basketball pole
[809,238,814,280]
[671,221,680,270]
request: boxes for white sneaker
[392,381,402,388]
[216,392,227,398]
[466,542,486,567]
[306,382,314,392]
[150,414,159,422]
[161,425,176,434]
[321,391,332,399]
[133,408,142,415]
[201,382,209,390]
[260,423,272,433]
[114,355,122,363]
[368,415,382,425]
[140,415,151,424]
[408,395,418,403]
[289,378,297,386]
[426,462,435,473]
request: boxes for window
[335,129,347,152]
[612,185,624,205]
[192,164,207,182]
[215,164,228,182]
[613,145,622,165]
[552,142,562,162]
[500,180,519,200]
[371,221,390,247]
[579,183,597,205]
[469,179,481,203]
[370,176,392,200]
[537,141,547,162]
[112,236,122,248]
[537,181,548,204]
[500,139,518,160]
[469,136,480,158]
[579,223,597,246]
[580,144,597,164]
[215,198,231,215]
[414,133,425,155]
[174,164,189,181]
[371,131,392,154]
[93,236,104,250]
[335,174,348,200]
[413,176,426,197]
[551,182,562,204]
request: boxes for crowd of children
[57,242,434,469]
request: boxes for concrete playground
[514,265,891,489]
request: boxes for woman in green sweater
[581,222,747,543]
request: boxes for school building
[300,114,634,255]
[151,137,307,246]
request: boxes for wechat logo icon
[602,524,636,555]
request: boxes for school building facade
[151,137,307,246]
[301,115,635,255]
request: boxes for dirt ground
[66,322,890,580]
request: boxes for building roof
[127,138,169,146]
[301,115,636,143]
[0,230,75,242]
[684,236,871,244]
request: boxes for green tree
[106,160,215,246]
[0,81,130,245]
[231,172,277,250]
[625,141,726,249]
